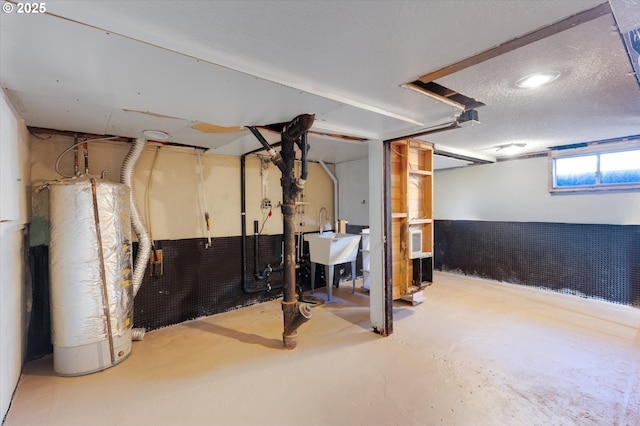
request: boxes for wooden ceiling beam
[416,2,612,84]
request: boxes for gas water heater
[48,177,133,376]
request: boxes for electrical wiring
[258,207,272,235]
[145,146,160,245]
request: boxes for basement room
[1,1,640,425]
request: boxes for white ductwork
[319,160,338,231]
[120,138,151,297]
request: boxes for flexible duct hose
[120,138,151,297]
[131,328,146,341]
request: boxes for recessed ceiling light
[516,71,560,88]
[143,130,169,141]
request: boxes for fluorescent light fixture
[143,130,169,141]
[516,71,560,88]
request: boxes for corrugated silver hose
[121,138,151,340]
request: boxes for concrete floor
[5,271,640,426]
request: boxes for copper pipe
[73,134,79,176]
[83,142,89,175]
[90,178,115,365]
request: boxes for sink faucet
[318,207,329,234]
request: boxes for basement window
[549,140,640,192]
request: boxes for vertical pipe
[197,149,212,248]
[254,220,262,278]
[241,155,248,286]
[246,117,313,346]
[299,133,309,180]
[281,142,297,306]
[280,114,314,349]
[90,178,115,365]
[145,146,160,245]
[83,142,89,175]
[319,160,338,231]
[73,134,79,176]
[241,153,283,292]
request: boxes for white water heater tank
[49,177,134,376]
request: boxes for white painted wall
[336,157,369,226]
[30,136,335,243]
[368,140,385,333]
[1,92,31,420]
[434,156,640,225]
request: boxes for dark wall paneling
[26,234,289,359]
[134,235,285,330]
[434,220,640,306]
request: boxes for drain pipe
[296,133,309,263]
[319,160,338,231]
[297,132,309,188]
[274,114,315,349]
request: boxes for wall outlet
[261,198,272,209]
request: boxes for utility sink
[304,232,361,301]
[304,232,361,265]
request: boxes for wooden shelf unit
[390,139,434,301]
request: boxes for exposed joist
[415,2,612,84]
[27,127,131,142]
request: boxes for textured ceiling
[1,0,636,166]
[425,12,640,158]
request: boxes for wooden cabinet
[390,138,433,303]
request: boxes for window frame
[548,139,640,193]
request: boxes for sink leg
[325,264,333,301]
[351,260,356,294]
[310,262,316,294]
